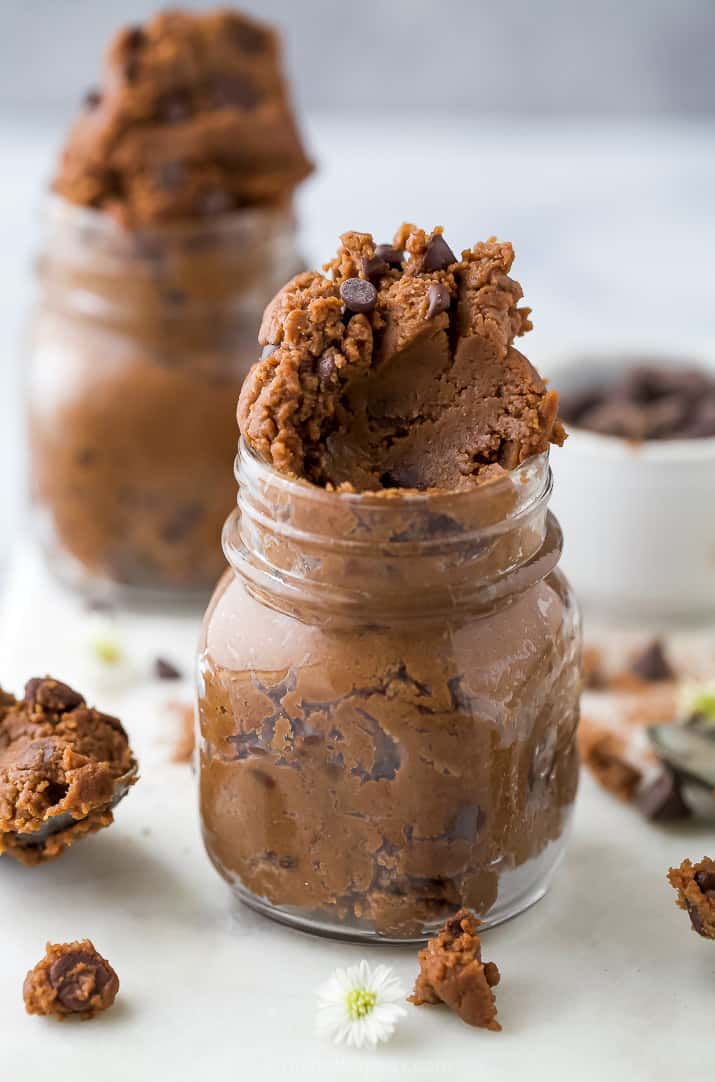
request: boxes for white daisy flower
[316,960,407,1049]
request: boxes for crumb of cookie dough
[24,940,119,1019]
[53,9,312,227]
[238,225,565,492]
[668,857,715,939]
[0,677,137,865]
[409,909,501,1030]
[578,718,642,801]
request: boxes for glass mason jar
[27,197,300,602]
[197,442,581,942]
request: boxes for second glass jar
[28,198,301,601]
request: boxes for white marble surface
[0,547,713,1080]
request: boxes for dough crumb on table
[0,677,137,864]
[409,908,501,1030]
[24,940,119,1019]
[578,718,643,802]
[668,857,715,939]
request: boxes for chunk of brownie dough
[53,9,312,226]
[409,908,501,1030]
[238,225,565,492]
[24,940,119,1019]
[668,857,715,939]
[0,678,137,865]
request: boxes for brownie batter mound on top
[409,908,501,1029]
[0,678,137,865]
[24,940,119,1020]
[238,224,565,491]
[53,8,313,226]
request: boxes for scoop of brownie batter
[24,940,119,1019]
[238,224,565,491]
[53,9,313,226]
[0,678,137,865]
[409,908,501,1029]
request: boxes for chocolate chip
[196,189,233,217]
[49,951,112,1012]
[157,160,184,191]
[124,57,141,83]
[161,502,203,544]
[695,870,715,894]
[339,277,378,314]
[157,91,192,124]
[362,255,390,280]
[421,233,457,274]
[261,344,278,360]
[125,25,145,51]
[630,639,674,682]
[374,244,403,267]
[637,769,691,821]
[163,287,186,307]
[211,74,261,110]
[317,349,338,385]
[687,901,706,936]
[155,657,182,680]
[229,19,270,54]
[425,282,450,320]
[83,88,102,110]
[25,678,84,714]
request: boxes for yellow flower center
[346,988,377,1020]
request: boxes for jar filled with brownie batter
[27,198,301,599]
[198,441,581,942]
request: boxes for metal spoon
[9,761,139,851]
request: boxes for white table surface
[0,547,713,1080]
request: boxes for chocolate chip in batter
[374,243,403,267]
[362,254,390,280]
[339,277,377,314]
[421,233,457,273]
[229,19,270,54]
[155,657,182,680]
[630,639,674,683]
[157,91,193,124]
[211,74,261,109]
[83,88,102,110]
[425,281,450,320]
[24,941,119,1019]
[161,502,203,544]
[696,870,715,893]
[24,678,84,714]
[317,349,338,386]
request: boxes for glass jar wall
[197,442,581,942]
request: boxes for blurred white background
[1,0,715,575]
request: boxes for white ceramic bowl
[548,352,715,623]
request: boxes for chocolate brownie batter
[199,225,579,938]
[238,225,565,490]
[668,857,715,939]
[24,940,119,1019]
[0,678,137,865]
[54,9,312,227]
[409,909,501,1030]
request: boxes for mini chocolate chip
[362,254,390,280]
[157,91,192,124]
[339,277,378,314]
[695,870,715,894]
[125,25,145,50]
[630,639,674,682]
[83,88,102,110]
[230,19,270,54]
[425,281,450,320]
[76,448,96,467]
[49,951,111,1012]
[211,74,261,110]
[196,189,233,217]
[25,678,84,714]
[155,657,182,680]
[374,244,403,267]
[317,349,338,385]
[421,233,457,274]
[157,160,184,191]
[687,901,707,936]
[637,769,691,821]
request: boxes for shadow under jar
[198,442,581,942]
[28,198,300,602]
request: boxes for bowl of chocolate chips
[548,353,715,621]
